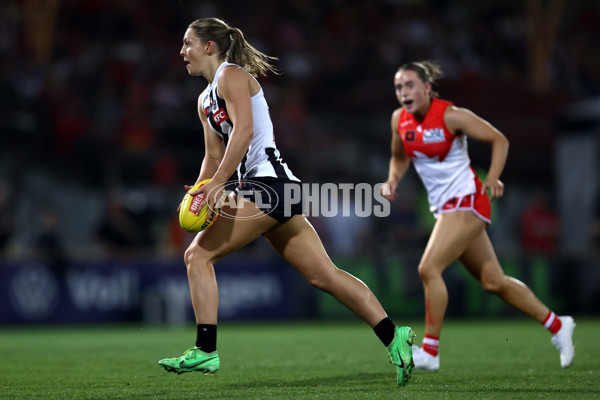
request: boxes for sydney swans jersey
[202,62,299,182]
[398,98,477,213]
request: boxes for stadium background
[0,0,598,325]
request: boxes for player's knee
[418,262,439,283]
[306,266,336,291]
[183,246,197,268]
[481,276,504,294]
[307,274,330,291]
[184,244,210,269]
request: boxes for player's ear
[424,81,432,96]
[205,40,216,55]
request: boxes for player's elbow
[390,153,404,163]
[496,132,509,149]
[204,153,223,166]
[391,154,409,170]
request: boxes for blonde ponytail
[188,18,280,77]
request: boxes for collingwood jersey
[202,61,299,182]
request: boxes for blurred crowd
[0,0,598,263]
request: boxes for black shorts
[235,177,304,223]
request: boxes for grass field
[1,318,598,399]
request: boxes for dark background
[0,0,598,323]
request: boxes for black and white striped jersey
[202,61,299,182]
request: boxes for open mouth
[403,99,414,106]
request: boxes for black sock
[196,324,217,353]
[373,317,396,347]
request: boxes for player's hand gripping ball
[178,179,225,233]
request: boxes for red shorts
[437,180,492,224]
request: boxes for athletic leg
[185,193,280,324]
[418,211,486,338]
[264,215,416,386]
[459,229,576,368]
[159,195,280,374]
[458,229,549,321]
[264,215,386,327]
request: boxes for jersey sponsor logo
[405,130,415,142]
[423,128,445,143]
[213,108,229,124]
[400,120,412,128]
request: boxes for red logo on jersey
[405,131,415,141]
[188,193,205,213]
[213,108,229,124]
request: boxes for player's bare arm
[186,90,225,193]
[382,108,411,201]
[444,106,509,200]
[211,66,254,184]
[196,88,225,184]
[194,66,254,212]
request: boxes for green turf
[1,318,598,399]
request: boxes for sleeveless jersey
[201,61,299,182]
[397,98,477,213]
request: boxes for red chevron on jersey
[398,98,455,161]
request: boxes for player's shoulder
[197,86,209,105]
[196,87,210,120]
[443,104,479,132]
[391,107,405,124]
[219,63,249,82]
[199,85,210,98]
[218,64,254,94]
[390,107,404,132]
[443,104,472,122]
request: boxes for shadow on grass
[223,372,393,389]
[219,372,599,395]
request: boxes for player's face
[394,69,431,116]
[180,28,206,76]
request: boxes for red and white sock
[542,311,562,334]
[422,335,440,356]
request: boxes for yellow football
[178,179,224,233]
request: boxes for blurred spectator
[320,188,367,258]
[386,190,429,254]
[158,214,189,258]
[0,0,597,260]
[95,190,146,257]
[0,180,15,257]
[34,206,68,276]
[519,190,560,255]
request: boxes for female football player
[158,18,416,387]
[381,60,575,371]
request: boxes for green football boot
[158,347,220,375]
[387,326,416,387]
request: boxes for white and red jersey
[397,98,479,215]
[202,61,299,182]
